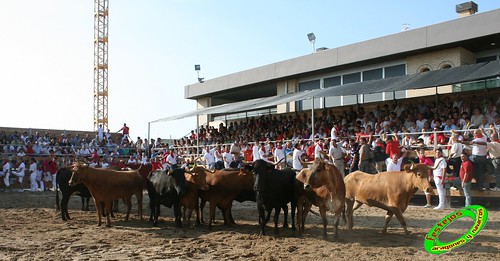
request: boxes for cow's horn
[409,160,415,170]
[272,158,284,166]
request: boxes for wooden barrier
[415,175,500,198]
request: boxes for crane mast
[93,0,109,131]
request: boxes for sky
[1,0,499,141]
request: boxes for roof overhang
[153,60,500,123]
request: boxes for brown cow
[69,162,144,227]
[180,166,209,227]
[198,166,254,229]
[344,163,433,235]
[296,158,346,239]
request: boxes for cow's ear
[403,165,411,172]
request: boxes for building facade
[184,3,500,126]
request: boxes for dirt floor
[0,190,498,260]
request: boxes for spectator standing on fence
[459,153,473,206]
[484,126,500,191]
[384,133,400,159]
[230,140,242,167]
[447,132,463,179]
[117,123,130,145]
[97,124,104,142]
[28,157,38,192]
[431,149,447,210]
[467,129,488,190]
[11,158,26,190]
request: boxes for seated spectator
[428,127,447,147]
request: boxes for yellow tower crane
[93,0,109,131]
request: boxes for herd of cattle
[55,159,433,239]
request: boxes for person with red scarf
[416,148,434,208]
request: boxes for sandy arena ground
[0,190,498,260]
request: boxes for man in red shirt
[459,153,473,207]
[118,123,130,145]
[384,134,400,159]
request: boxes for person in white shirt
[166,149,178,169]
[328,139,345,178]
[467,129,488,190]
[28,158,38,192]
[222,147,233,169]
[447,132,463,178]
[203,147,216,169]
[314,138,328,159]
[127,156,137,165]
[252,141,260,162]
[431,149,447,210]
[385,154,403,172]
[1,159,12,190]
[292,143,305,170]
[12,158,26,190]
[273,141,286,169]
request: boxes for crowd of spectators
[1,93,499,194]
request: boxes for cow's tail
[55,172,60,211]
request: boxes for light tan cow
[344,163,433,235]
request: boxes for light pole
[307,33,316,53]
[195,64,204,83]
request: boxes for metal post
[196,115,200,159]
[311,97,315,140]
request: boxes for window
[298,80,321,111]
[343,72,361,84]
[385,64,406,78]
[324,76,341,88]
[476,55,497,63]
[363,68,383,81]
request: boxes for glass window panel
[385,64,406,78]
[324,76,341,88]
[363,68,383,81]
[343,72,361,84]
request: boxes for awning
[151,60,500,123]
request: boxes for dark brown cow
[344,163,433,234]
[198,166,254,229]
[296,158,346,239]
[181,166,209,227]
[68,162,144,227]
